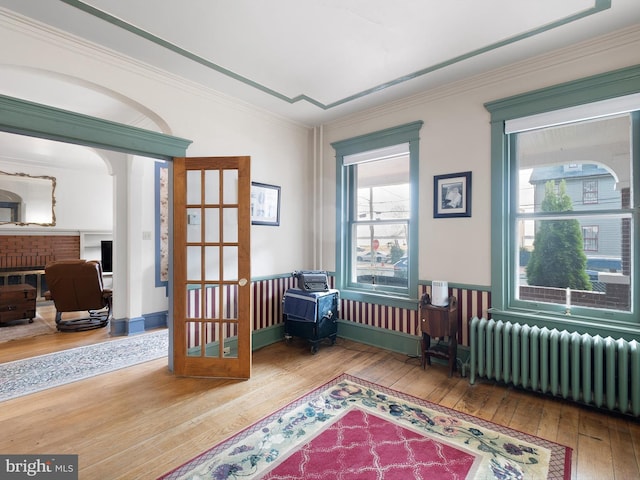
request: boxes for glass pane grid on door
[174,156,250,377]
[185,284,240,359]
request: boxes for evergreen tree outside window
[526,180,592,291]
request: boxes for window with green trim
[332,122,423,305]
[486,65,640,332]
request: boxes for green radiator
[469,317,640,417]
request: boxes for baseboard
[252,324,285,350]
[109,317,127,336]
[250,319,422,357]
[126,316,146,335]
[143,311,168,330]
[250,319,472,376]
[335,319,422,356]
[133,314,464,369]
[110,310,168,336]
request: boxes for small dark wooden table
[419,294,458,377]
[0,283,37,324]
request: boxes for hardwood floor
[1,309,639,479]
[0,303,118,363]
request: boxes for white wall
[0,14,313,322]
[0,155,113,231]
[320,25,640,288]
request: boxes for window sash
[582,225,599,251]
[348,162,409,292]
[583,180,598,204]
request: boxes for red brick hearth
[0,235,80,271]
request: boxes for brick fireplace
[0,234,80,297]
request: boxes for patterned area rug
[159,374,571,479]
[0,314,56,343]
[0,329,168,402]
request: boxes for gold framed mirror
[0,171,56,226]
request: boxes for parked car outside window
[357,251,388,263]
[393,256,408,278]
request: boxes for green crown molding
[485,63,640,121]
[0,94,192,159]
[60,0,611,112]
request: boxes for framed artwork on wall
[434,171,472,218]
[251,182,281,226]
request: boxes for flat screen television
[101,240,113,273]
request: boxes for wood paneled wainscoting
[338,284,490,350]
[249,276,490,360]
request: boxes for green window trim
[485,64,640,339]
[332,121,423,309]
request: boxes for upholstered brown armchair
[44,259,112,332]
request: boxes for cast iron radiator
[469,317,640,417]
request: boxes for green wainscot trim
[252,324,286,350]
[251,320,473,378]
[338,319,472,375]
[187,338,239,357]
[419,280,492,293]
[336,319,421,357]
[251,320,420,357]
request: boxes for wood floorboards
[1,307,639,479]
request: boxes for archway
[0,90,190,351]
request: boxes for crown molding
[0,8,310,133]
[59,0,611,113]
[325,24,640,131]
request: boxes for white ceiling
[0,1,639,166]
[1,0,639,127]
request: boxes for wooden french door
[173,156,251,378]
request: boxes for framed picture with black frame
[433,171,472,218]
[251,182,281,226]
